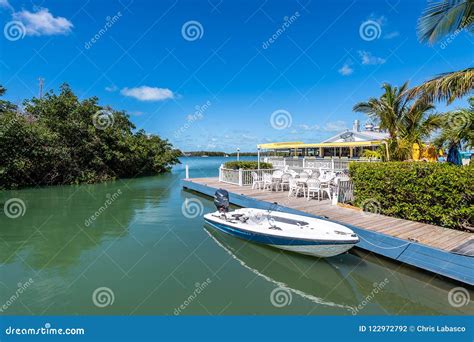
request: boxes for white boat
[203,190,359,258]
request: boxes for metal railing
[219,167,276,186]
[335,179,354,203]
[264,157,380,171]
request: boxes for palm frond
[408,68,474,104]
[417,0,473,44]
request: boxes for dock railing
[219,166,277,186]
[264,156,380,170]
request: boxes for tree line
[0,84,181,190]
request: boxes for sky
[1,0,473,152]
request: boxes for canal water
[0,157,473,315]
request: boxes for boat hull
[204,219,356,258]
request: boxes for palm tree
[435,97,474,148]
[353,83,442,160]
[353,83,409,138]
[411,0,474,104]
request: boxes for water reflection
[0,177,171,271]
[204,224,474,315]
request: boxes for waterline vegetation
[0,84,180,190]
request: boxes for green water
[1,157,473,315]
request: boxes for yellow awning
[257,140,385,149]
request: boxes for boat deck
[182,177,474,285]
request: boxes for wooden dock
[182,177,474,285]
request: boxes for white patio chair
[279,173,291,191]
[288,177,306,198]
[287,169,298,177]
[299,171,310,181]
[310,170,320,179]
[251,172,263,189]
[306,178,321,201]
[263,173,276,191]
[318,171,334,200]
[272,170,283,178]
[303,169,313,176]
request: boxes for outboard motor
[214,189,229,213]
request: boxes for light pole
[237,148,240,161]
[257,147,260,170]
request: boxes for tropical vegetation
[0,84,181,190]
[223,161,272,170]
[350,162,473,230]
[435,97,474,149]
[353,0,473,160]
[411,0,473,104]
[353,82,442,161]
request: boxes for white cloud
[105,85,118,92]
[298,124,320,131]
[358,50,386,65]
[12,8,73,36]
[121,86,174,101]
[338,63,353,76]
[384,31,399,39]
[324,120,348,132]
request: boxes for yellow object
[257,140,384,149]
[412,143,420,160]
[424,145,438,162]
[417,144,438,162]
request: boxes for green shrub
[223,161,273,170]
[0,84,180,190]
[349,162,473,230]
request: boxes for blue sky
[1,0,472,152]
